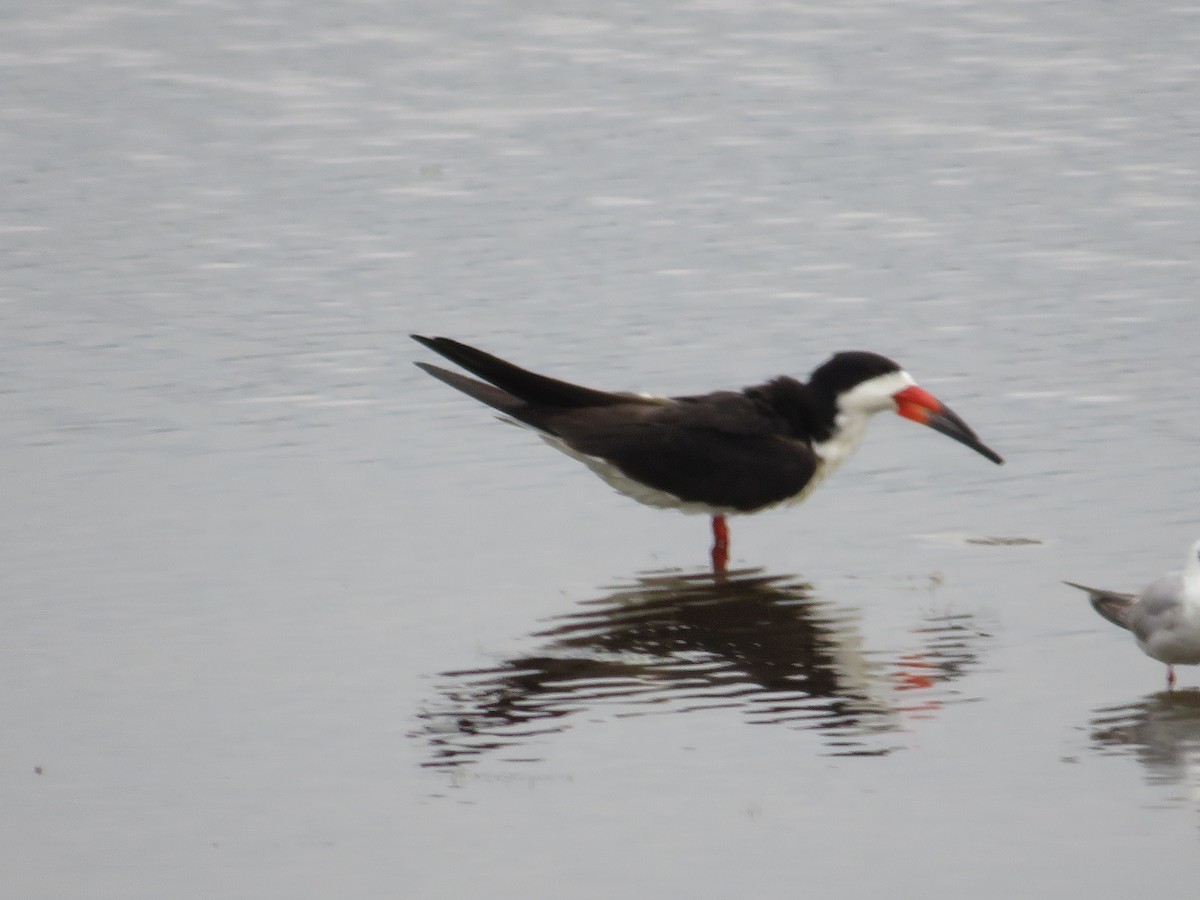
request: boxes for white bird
[1066,538,1200,689]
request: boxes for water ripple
[1090,691,1200,804]
[416,567,990,768]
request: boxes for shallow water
[418,567,990,767]
[3,1,1200,897]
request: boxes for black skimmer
[412,335,1003,571]
[1066,538,1200,690]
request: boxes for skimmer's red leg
[710,515,729,574]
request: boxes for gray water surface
[3,2,1200,898]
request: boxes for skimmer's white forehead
[835,369,916,414]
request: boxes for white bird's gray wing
[1064,581,1137,631]
[1127,574,1187,646]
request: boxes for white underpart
[544,435,731,514]
[1147,540,1200,663]
[1121,538,1200,666]
[497,409,719,513]
[502,369,915,517]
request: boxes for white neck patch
[811,369,915,475]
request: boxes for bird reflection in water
[416,567,988,769]
[1090,690,1200,805]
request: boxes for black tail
[411,335,634,409]
[414,362,527,418]
[1064,581,1135,631]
